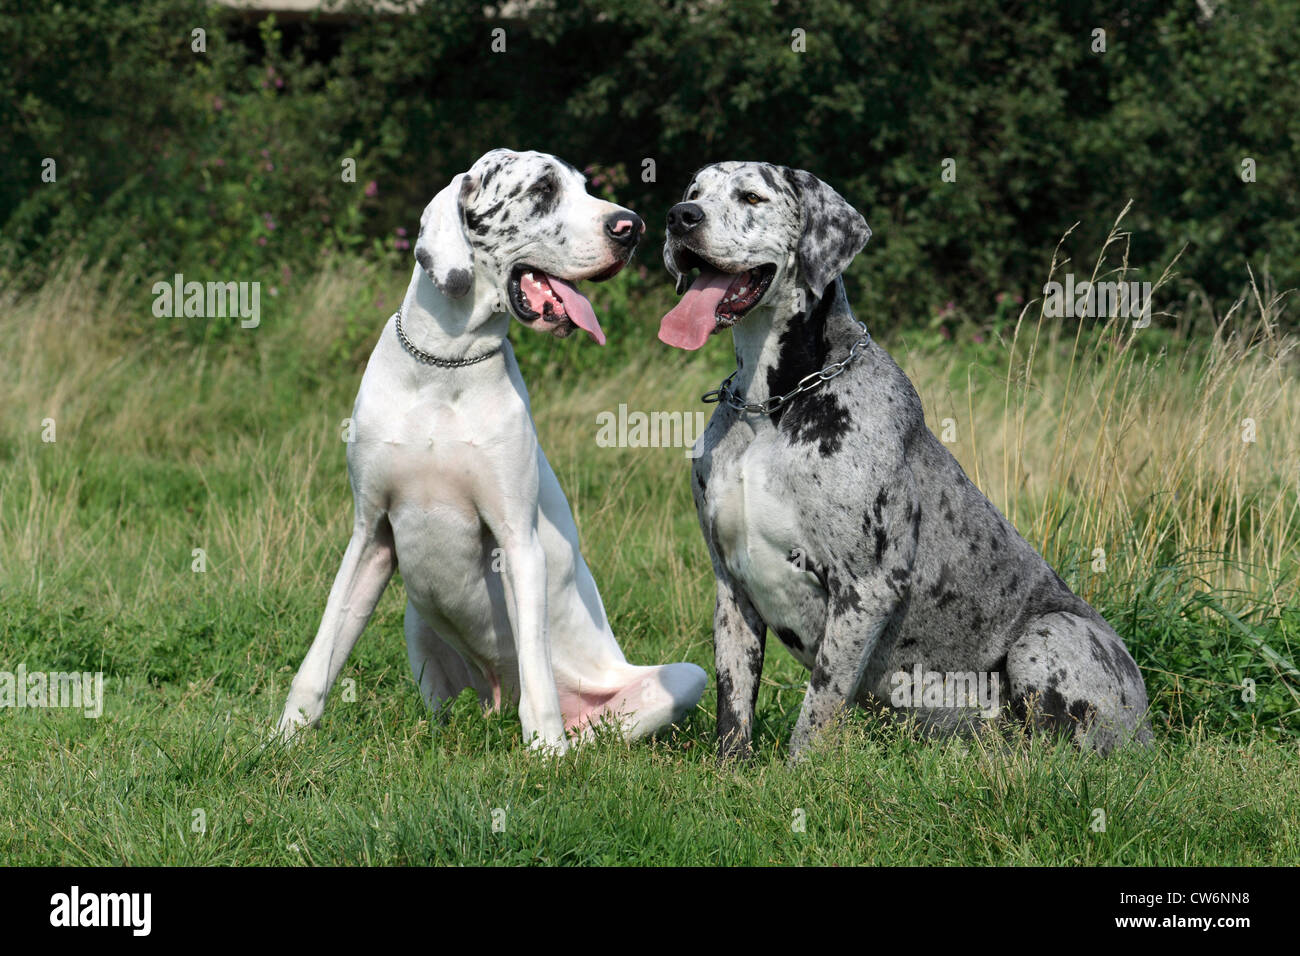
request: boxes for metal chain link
[701,321,871,414]
[395,309,502,368]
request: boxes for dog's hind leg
[1005,611,1152,753]
[277,516,397,739]
[404,601,497,713]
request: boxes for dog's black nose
[666,202,704,237]
[605,211,644,248]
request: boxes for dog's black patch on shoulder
[767,283,832,420]
[785,392,851,456]
[765,291,854,454]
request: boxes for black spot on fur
[464,200,504,235]
[1089,631,1142,686]
[775,627,804,651]
[442,268,471,298]
[529,184,561,219]
[415,246,434,277]
[873,527,888,565]
[927,562,954,599]
[766,285,833,425]
[830,579,863,616]
[784,392,851,456]
[1067,699,1094,726]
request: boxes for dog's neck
[730,277,863,409]
[398,266,511,361]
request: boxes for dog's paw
[269,709,312,748]
[526,733,571,758]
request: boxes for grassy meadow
[1,249,1298,865]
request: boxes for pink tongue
[548,276,606,346]
[658,271,732,350]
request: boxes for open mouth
[657,255,776,351]
[508,261,625,345]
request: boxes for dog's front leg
[788,474,918,763]
[787,596,899,761]
[713,569,767,761]
[500,526,568,754]
[278,515,397,739]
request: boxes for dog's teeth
[738,287,747,295]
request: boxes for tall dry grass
[896,208,1299,605]
[2,240,1296,628]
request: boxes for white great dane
[278,149,705,752]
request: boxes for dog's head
[659,161,869,350]
[414,148,644,345]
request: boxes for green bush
[1,0,1295,338]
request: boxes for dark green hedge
[2,0,1295,330]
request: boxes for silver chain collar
[394,309,502,368]
[701,320,871,415]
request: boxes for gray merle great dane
[659,161,1152,761]
[278,149,705,753]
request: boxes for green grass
[1,258,1297,865]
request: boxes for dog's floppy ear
[414,173,476,299]
[785,168,871,297]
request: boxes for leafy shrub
[1,0,1295,339]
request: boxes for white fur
[278,151,705,752]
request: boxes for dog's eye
[533,178,556,196]
[743,192,765,205]
[687,187,701,201]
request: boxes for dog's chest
[703,432,825,660]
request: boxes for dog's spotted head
[414,148,644,344]
[659,161,869,350]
